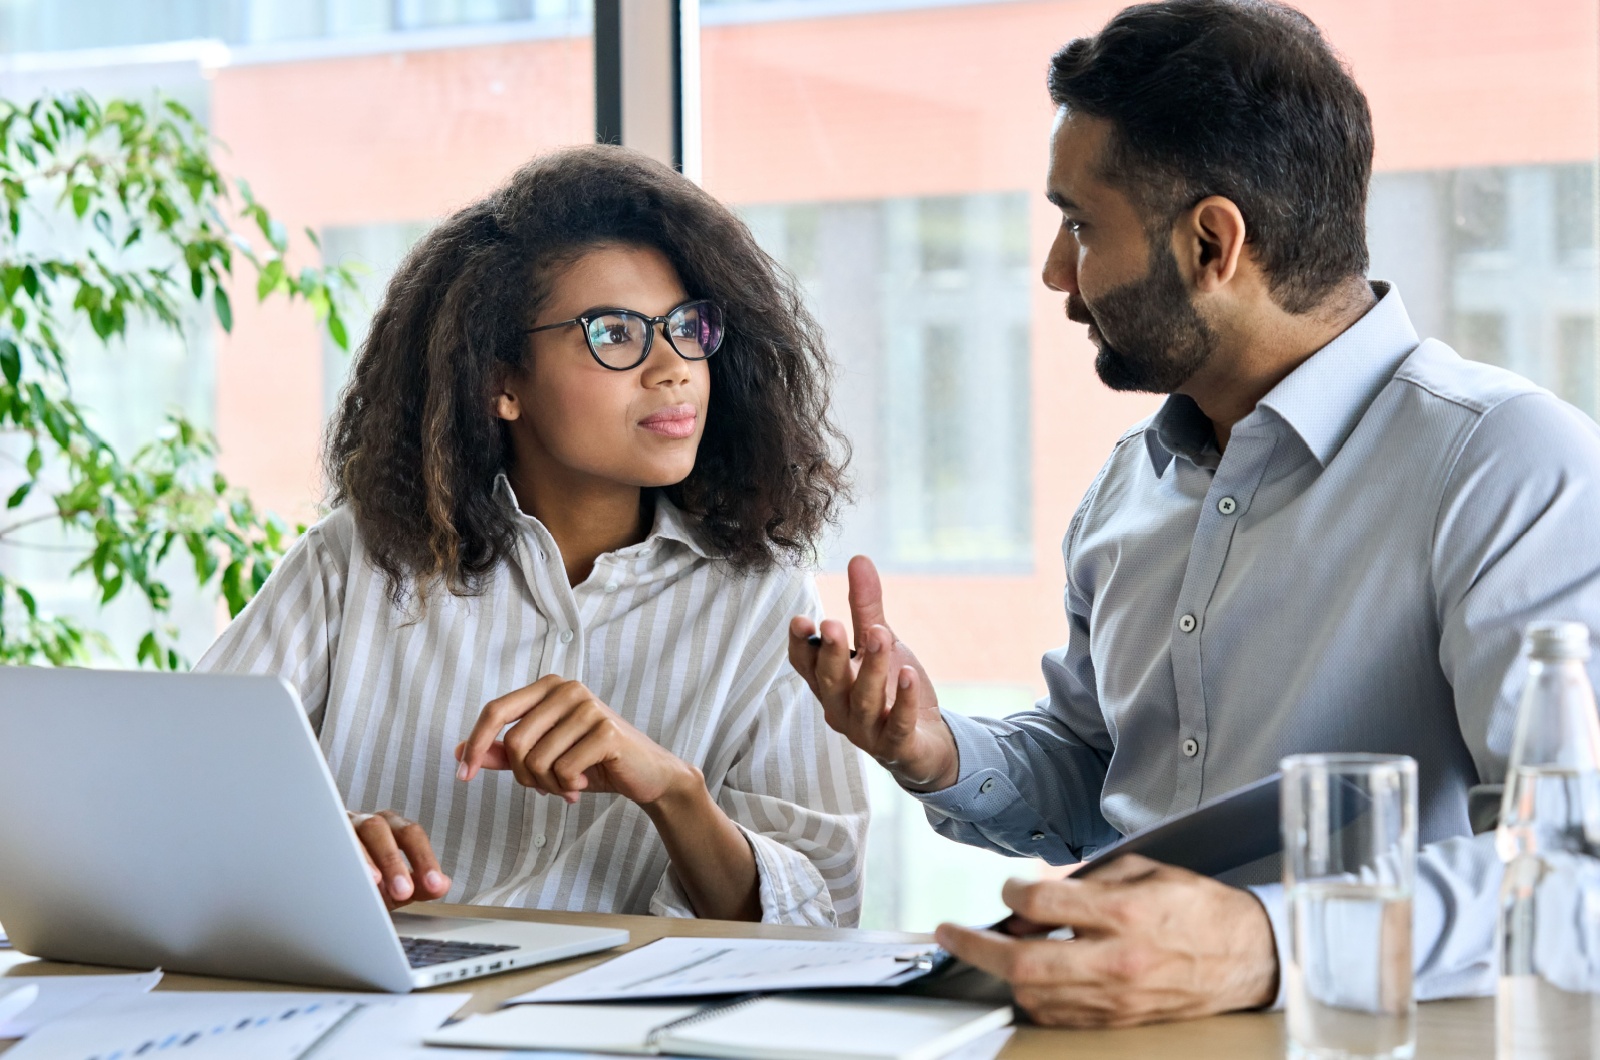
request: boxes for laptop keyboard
[399,936,518,969]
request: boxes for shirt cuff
[908,709,1021,822]
[646,825,836,926]
[1246,881,1290,1011]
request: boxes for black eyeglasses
[527,299,725,371]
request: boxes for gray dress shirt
[915,284,1600,1001]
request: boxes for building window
[742,191,1033,572]
[320,221,434,419]
[1370,163,1599,417]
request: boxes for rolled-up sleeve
[650,668,870,926]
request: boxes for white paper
[428,1002,700,1053]
[0,985,38,1031]
[300,993,490,1059]
[4,991,356,1059]
[0,968,162,1038]
[656,995,1012,1060]
[942,1026,1015,1060]
[0,921,10,947]
[510,937,944,1003]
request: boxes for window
[1369,163,1599,414]
[0,0,589,53]
[320,221,435,417]
[742,193,1033,572]
[705,0,1600,932]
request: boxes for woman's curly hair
[324,145,849,601]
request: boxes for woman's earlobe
[494,392,520,422]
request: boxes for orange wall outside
[208,0,1599,695]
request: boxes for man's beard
[1067,246,1217,394]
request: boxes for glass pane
[0,0,588,51]
[1,8,591,662]
[701,0,1600,931]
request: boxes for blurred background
[1,0,1595,931]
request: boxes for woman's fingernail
[425,871,447,892]
[370,866,382,885]
[456,762,470,782]
[391,875,413,899]
[899,670,913,689]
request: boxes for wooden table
[1,903,1496,1058]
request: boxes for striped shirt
[195,476,869,926]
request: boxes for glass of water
[1282,753,1419,1060]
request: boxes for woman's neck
[506,464,651,587]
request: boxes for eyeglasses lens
[668,302,724,359]
[585,314,649,369]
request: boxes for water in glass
[1288,881,1415,1059]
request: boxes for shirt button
[604,582,619,594]
[533,834,547,848]
[979,778,995,795]
[558,629,574,644]
[1217,496,1237,515]
[1182,737,1200,757]
[1178,614,1197,633]
[1031,832,1047,842]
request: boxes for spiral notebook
[426,993,1013,1060]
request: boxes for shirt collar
[1143,282,1419,475]
[492,473,711,560]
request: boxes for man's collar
[1144,282,1419,474]
[492,472,711,559]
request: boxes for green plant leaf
[213,285,232,332]
[327,309,349,351]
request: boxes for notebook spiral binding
[644,992,769,1049]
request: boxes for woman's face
[498,243,712,491]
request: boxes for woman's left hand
[454,674,693,805]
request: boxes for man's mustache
[1065,295,1095,326]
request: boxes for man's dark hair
[1049,0,1373,313]
[324,145,849,601]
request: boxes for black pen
[805,633,858,659]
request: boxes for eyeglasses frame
[526,299,724,372]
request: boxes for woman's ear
[493,388,521,422]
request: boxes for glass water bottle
[1496,621,1600,1059]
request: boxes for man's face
[1041,108,1216,393]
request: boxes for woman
[197,145,867,926]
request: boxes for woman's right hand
[348,810,452,910]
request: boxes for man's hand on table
[787,554,961,792]
[349,810,452,910]
[935,854,1279,1028]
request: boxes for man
[789,0,1600,1029]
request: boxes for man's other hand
[934,855,1279,1027]
[787,555,960,791]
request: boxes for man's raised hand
[787,554,960,791]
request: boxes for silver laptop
[0,666,628,992]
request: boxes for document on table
[432,993,1014,1060]
[0,969,162,1038]
[510,937,947,1003]
[4,992,355,1059]
[3,990,494,1059]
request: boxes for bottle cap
[1524,620,1591,660]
